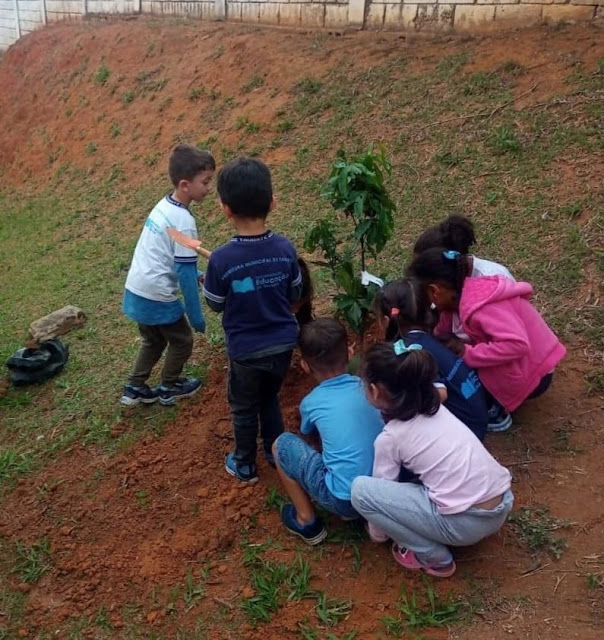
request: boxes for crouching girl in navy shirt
[373,278,488,441]
[351,342,513,578]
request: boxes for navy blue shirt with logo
[404,330,488,441]
[203,231,301,360]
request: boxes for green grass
[382,577,471,634]
[0,32,602,637]
[12,537,51,583]
[509,507,570,558]
[93,65,110,86]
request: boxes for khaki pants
[128,316,193,387]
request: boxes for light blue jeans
[351,476,513,565]
[275,433,358,519]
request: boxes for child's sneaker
[120,384,159,407]
[391,543,456,578]
[281,504,327,546]
[158,377,202,406]
[487,404,513,433]
[225,452,259,484]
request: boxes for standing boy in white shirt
[121,145,215,406]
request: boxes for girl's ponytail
[372,279,435,339]
[362,342,440,422]
[413,215,476,255]
[407,248,470,298]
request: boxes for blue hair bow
[443,250,460,260]
[393,340,423,356]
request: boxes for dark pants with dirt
[128,316,193,387]
[228,350,293,466]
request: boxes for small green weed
[183,567,207,611]
[463,72,501,95]
[94,605,113,630]
[242,75,265,93]
[135,490,150,509]
[277,119,296,133]
[0,450,34,483]
[587,573,603,590]
[585,369,604,395]
[109,122,121,138]
[315,593,353,627]
[509,507,570,558]
[384,577,469,633]
[264,487,287,511]
[235,116,260,133]
[489,125,522,154]
[188,87,204,102]
[13,538,51,583]
[437,53,469,76]
[85,141,98,155]
[242,552,315,624]
[93,65,110,86]
[122,89,135,104]
[294,77,322,95]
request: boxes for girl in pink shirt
[407,248,566,415]
[350,341,513,578]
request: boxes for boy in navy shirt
[272,319,384,544]
[204,158,302,484]
[373,278,488,441]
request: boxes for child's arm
[462,303,530,368]
[288,254,303,304]
[299,398,317,436]
[175,263,205,333]
[366,431,402,543]
[202,256,227,313]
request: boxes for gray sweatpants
[351,476,513,565]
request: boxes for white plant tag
[361,270,384,288]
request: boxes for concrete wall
[1,0,602,50]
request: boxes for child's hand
[445,337,466,357]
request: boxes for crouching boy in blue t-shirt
[203,157,302,484]
[272,319,384,545]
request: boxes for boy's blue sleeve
[203,255,227,313]
[299,396,316,435]
[175,261,206,333]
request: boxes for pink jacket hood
[437,276,566,411]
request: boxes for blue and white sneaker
[281,504,327,545]
[225,452,258,484]
[158,377,202,406]
[487,404,513,433]
[120,384,159,407]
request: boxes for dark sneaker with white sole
[120,384,160,407]
[158,377,203,406]
[225,452,258,484]
[487,403,513,433]
[281,504,327,545]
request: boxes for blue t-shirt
[203,231,301,359]
[300,374,384,501]
[404,331,488,441]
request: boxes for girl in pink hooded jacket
[407,248,566,414]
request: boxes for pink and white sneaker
[391,543,456,578]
